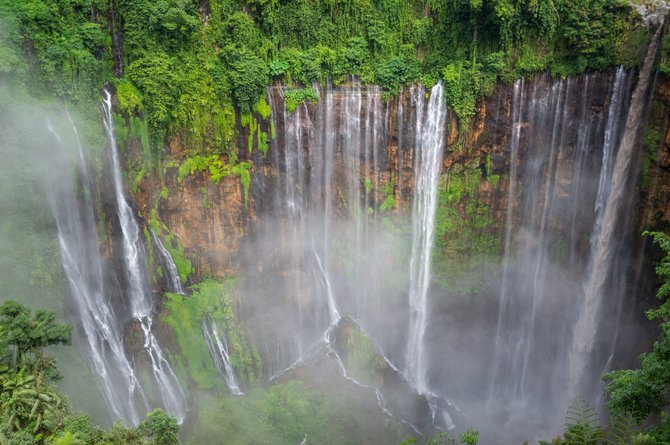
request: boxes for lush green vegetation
[284,87,320,112]
[148,213,194,285]
[164,154,252,207]
[187,380,407,445]
[1,0,650,150]
[603,233,670,433]
[432,161,500,295]
[162,279,260,389]
[0,300,180,445]
[344,323,386,387]
[2,0,669,443]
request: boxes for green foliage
[379,177,396,213]
[223,46,270,114]
[0,301,71,439]
[641,128,662,189]
[432,162,499,295]
[459,429,479,445]
[269,60,290,78]
[375,56,421,95]
[442,54,504,126]
[345,327,385,386]
[232,162,252,208]
[0,302,180,444]
[178,155,222,183]
[401,432,464,444]
[163,235,192,284]
[3,0,647,153]
[115,80,144,115]
[604,232,670,424]
[149,211,192,283]
[190,380,404,445]
[117,0,199,58]
[364,178,374,195]
[254,97,272,120]
[0,301,71,370]
[163,289,222,389]
[557,0,630,71]
[1,0,111,103]
[176,155,251,207]
[443,62,478,125]
[606,413,641,445]
[564,397,604,445]
[126,53,177,145]
[173,155,252,207]
[284,87,320,113]
[163,279,259,388]
[136,409,180,445]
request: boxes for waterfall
[102,91,187,423]
[569,22,665,397]
[405,82,447,394]
[153,224,244,396]
[260,81,449,398]
[488,78,525,402]
[151,230,186,295]
[45,117,148,425]
[202,317,243,395]
[311,82,339,324]
[480,58,657,437]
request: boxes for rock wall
[125,71,670,293]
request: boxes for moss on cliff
[163,278,260,389]
[150,210,193,284]
[167,155,252,208]
[432,160,500,295]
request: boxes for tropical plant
[0,301,181,444]
[604,232,670,427]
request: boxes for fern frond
[564,397,604,445]
[566,396,599,428]
[606,412,639,445]
[630,433,658,445]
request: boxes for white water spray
[102,90,187,423]
[405,82,447,394]
[46,116,149,425]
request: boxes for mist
[219,71,658,442]
[0,83,113,422]
[0,30,662,445]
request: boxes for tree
[603,232,670,435]
[138,409,180,445]
[0,301,182,444]
[0,300,71,378]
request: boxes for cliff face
[128,71,670,287]
[141,163,249,279]
[640,77,670,230]
[102,68,670,441]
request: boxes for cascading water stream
[480,58,660,438]
[405,82,447,395]
[45,117,148,425]
[569,21,666,397]
[202,317,243,395]
[259,80,458,433]
[151,230,186,295]
[151,225,243,394]
[152,224,243,394]
[102,91,187,423]
[488,78,525,403]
